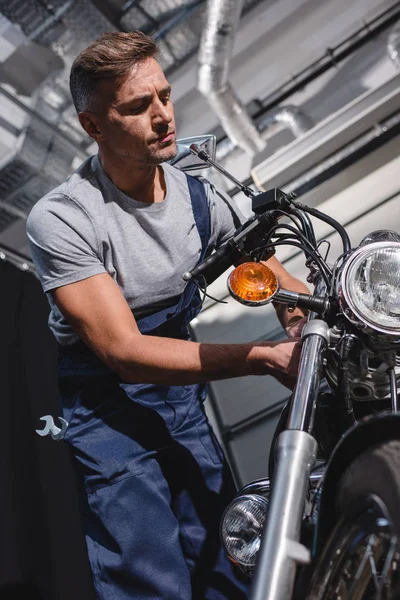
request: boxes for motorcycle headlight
[341,241,400,335]
[220,494,268,570]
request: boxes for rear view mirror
[168,135,216,171]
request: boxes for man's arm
[52,272,300,389]
[264,255,310,334]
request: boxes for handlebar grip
[183,244,235,286]
[296,293,330,315]
[274,289,330,316]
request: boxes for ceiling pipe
[197,0,266,157]
[258,105,312,139]
[253,3,400,122]
[387,20,400,69]
[216,105,313,163]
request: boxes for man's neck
[98,151,166,204]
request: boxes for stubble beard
[118,140,178,166]
[145,140,178,165]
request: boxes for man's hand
[267,338,302,390]
[265,256,309,332]
[285,316,308,339]
[250,338,302,390]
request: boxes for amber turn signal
[228,262,279,305]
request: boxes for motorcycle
[173,136,400,600]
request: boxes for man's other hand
[285,316,308,339]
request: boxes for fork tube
[251,320,329,600]
[287,320,330,432]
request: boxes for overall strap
[136,173,210,335]
[186,174,210,260]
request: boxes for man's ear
[78,112,106,142]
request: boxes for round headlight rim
[341,241,400,335]
[220,493,269,567]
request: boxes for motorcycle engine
[324,338,400,402]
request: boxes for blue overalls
[58,175,249,600]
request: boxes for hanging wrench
[35,415,68,441]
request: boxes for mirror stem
[190,144,255,198]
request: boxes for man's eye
[130,105,145,113]
[161,96,170,105]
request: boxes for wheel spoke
[367,536,382,597]
[307,498,400,599]
[346,535,376,600]
[380,537,398,599]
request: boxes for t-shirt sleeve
[200,177,247,250]
[26,193,107,293]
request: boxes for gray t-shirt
[27,155,245,346]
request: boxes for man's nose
[152,98,172,124]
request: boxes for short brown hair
[70,31,158,113]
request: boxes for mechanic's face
[83,58,177,166]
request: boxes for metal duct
[216,105,313,161]
[258,105,312,139]
[198,0,266,157]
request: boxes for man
[27,31,309,600]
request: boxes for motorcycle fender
[315,412,400,553]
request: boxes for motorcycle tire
[306,440,400,600]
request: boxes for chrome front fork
[251,320,330,600]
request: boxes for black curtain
[0,261,96,600]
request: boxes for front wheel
[306,440,400,600]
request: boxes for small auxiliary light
[228,262,279,306]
